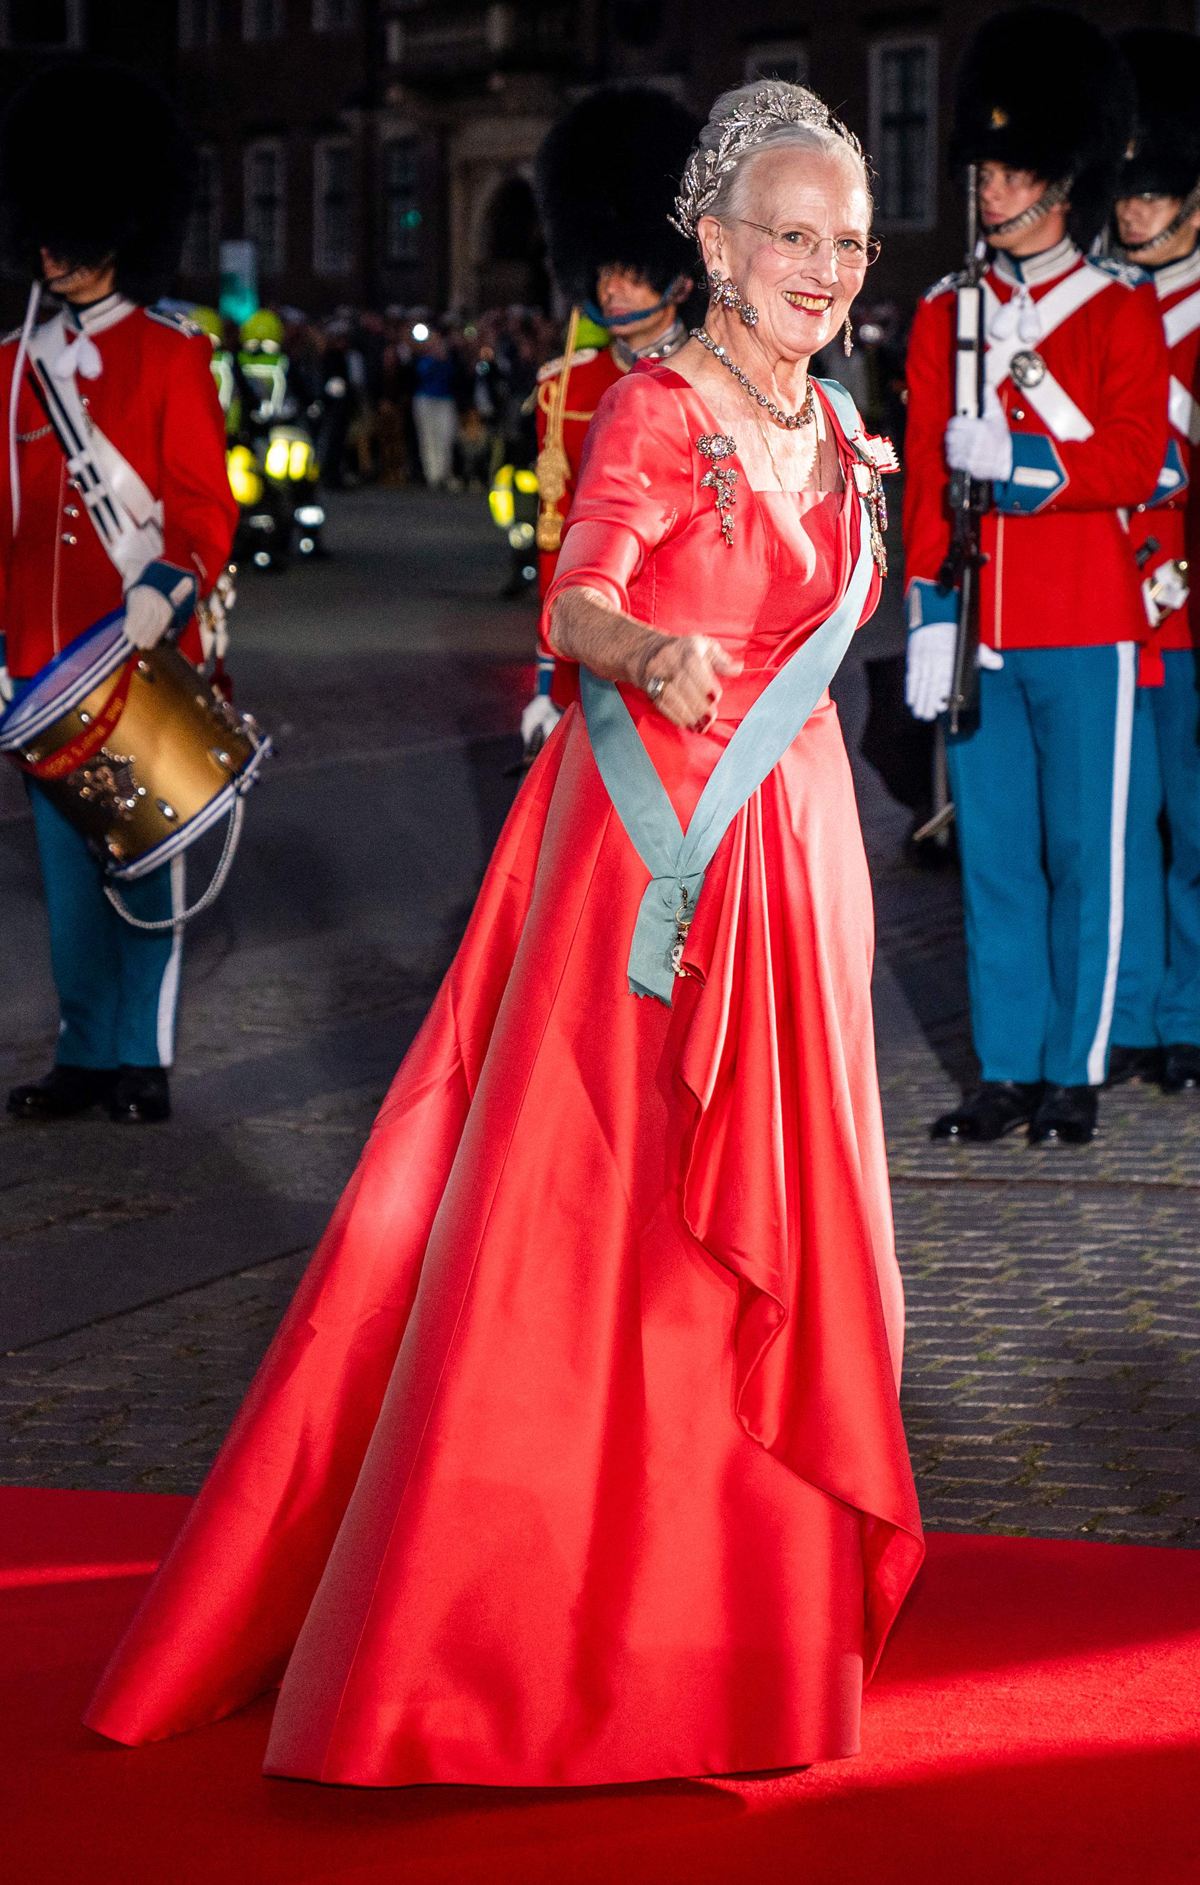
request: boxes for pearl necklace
[692,326,815,429]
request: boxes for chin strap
[1126,178,1200,260]
[984,176,1073,241]
[583,276,690,328]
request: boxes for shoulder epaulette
[145,304,203,337]
[536,346,599,384]
[923,269,968,302]
[1088,256,1146,289]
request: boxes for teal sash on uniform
[581,490,875,1007]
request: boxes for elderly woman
[85,83,923,1788]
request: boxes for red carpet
[3,1487,1198,1884]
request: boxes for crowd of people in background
[254,304,558,496]
[228,300,910,499]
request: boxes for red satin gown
[85,364,924,1787]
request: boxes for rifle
[938,163,991,736]
[912,167,991,848]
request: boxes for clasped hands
[635,632,742,732]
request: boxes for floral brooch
[696,434,738,546]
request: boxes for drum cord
[102,793,245,931]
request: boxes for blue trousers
[946,643,1143,1088]
[27,781,184,1069]
[1113,648,1200,1048]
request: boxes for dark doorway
[478,176,548,310]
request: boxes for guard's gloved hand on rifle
[521,693,562,755]
[123,561,198,652]
[944,399,1013,484]
[904,578,958,722]
[521,651,562,758]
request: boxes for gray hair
[673,81,872,240]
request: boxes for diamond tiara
[671,84,864,241]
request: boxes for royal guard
[0,61,238,1124]
[520,87,698,755]
[1107,31,1200,1097]
[903,9,1169,1145]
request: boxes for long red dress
[84,364,923,1787]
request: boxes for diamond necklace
[692,326,815,429]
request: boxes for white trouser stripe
[1087,642,1136,1086]
[155,854,185,1066]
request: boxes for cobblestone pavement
[2,489,1199,1553]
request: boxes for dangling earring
[708,268,759,328]
[843,316,854,357]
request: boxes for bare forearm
[548,586,666,689]
[548,583,741,732]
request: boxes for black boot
[1105,1044,1164,1088]
[7,1064,117,1120]
[931,1081,1043,1143]
[1161,1043,1200,1094]
[108,1066,171,1124]
[1028,1083,1097,1146]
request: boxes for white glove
[0,665,12,704]
[944,408,1013,483]
[521,692,562,753]
[122,583,174,651]
[1143,560,1190,627]
[906,621,958,721]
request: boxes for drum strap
[24,316,164,586]
[14,657,136,780]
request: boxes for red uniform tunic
[85,366,921,1786]
[534,339,627,596]
[1128,247,1200,673]
[904,242,1169,648]
[0,297,237,678]
[533,337,627,710]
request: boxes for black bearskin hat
[950,8,1135,251]
[1118,31,1200,202]
[535,87,699,306]
[0,59,194,305]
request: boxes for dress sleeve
[541,371,694,631]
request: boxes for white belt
[1168,373,1200,446]
[26,314,163,586]
[983,272,1108,444]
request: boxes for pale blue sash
[581,490,874,1006]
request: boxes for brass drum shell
[19,645,259,866]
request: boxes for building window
[0,0,84,45]
[743,39,808,86]
[869,37,938,231]
[313,0,353,28]
[179,0,219,47]
[383,139,421,265]
[183,147,222,276]
[243,0,284,41]
[245,142,286,275]
[314,141,354,275]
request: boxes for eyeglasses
[735,220,881,269]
